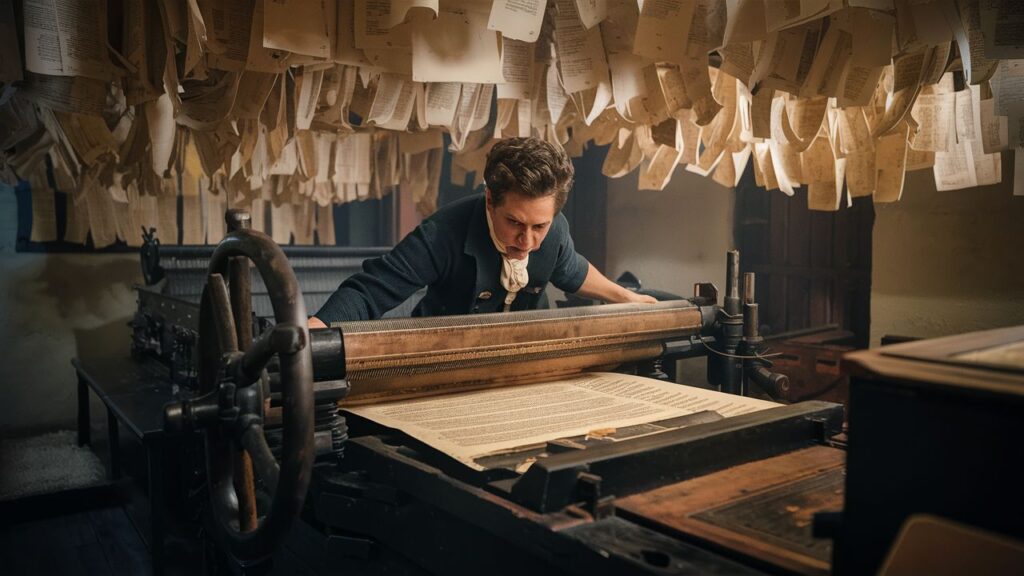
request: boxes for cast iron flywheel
[164,227,314,564]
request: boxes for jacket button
[477,291,492,300]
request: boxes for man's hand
[624,291,658,304]
[308,316,328,329]
[576,263,659,305]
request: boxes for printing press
[129,214,852,576]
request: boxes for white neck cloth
[485,208,529,312]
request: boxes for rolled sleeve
[549,217,590,294]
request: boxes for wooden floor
[1,407,334,575]
[0,499,152,575]
[0,427,199,576]
[0,477,338,576]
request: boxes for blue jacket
[316,193,590,322]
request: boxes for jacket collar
[464,194,501,293]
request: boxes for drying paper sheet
[345,372,778,470]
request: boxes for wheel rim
[196,229,314,563]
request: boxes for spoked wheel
[164,228,314,565]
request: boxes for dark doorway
[735,174,874,349]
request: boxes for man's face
[486,189,557,261]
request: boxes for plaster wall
[870,154,1024,345]
[602,167,741,291]
[606,169,736,296]
[0,187,140,436]
[605,168,736,385]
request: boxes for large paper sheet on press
[344,372,779,470]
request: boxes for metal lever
[737,277,791,400]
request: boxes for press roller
[307,300,715,405]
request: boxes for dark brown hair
[484,137,574,211]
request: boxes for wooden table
[617,446,845,575]
[73,356,180,576]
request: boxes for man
[308,137,655,327]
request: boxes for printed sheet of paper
[575,0,607,29]
[355,0,412,50]
[724,0,767,45]
[720,42,755,86]
[874,122,910,202]
[55,111,117,165]
[801,19,852,98]
[954,88,976,142]
[270,200,294,244]
[316,203,336,245]
[411,2,504,84]
[333,132,372,188]
[424,82,461,126]
[119,183,144,247]
[64,194,89,244]
[294,67,323,131]
[21,73,107,116]
[687,0,727,58]
[969,83,1003,187]
[750,24,821,96]
[122,8,157,89]
[23,0,113,80]
[993,59,1024,120]
[633,0,696,63]
[334,0,373,66]
[838,63,885,108]
[553,0,609,94]
[385,0,439,27]
[84,178,118,249]
[487,0,546,42]
[182,194,204,244]
[947,0,999,85]
[933,139,977,191]
[202,0,253,72]
[546,63,570,124]
[146,94,176,177]
[157,182,180,245]
[639,144,683,191]
[345,372,779,470]
[904,146,935,172]
[844,147,876,197]
[931,83,1002,192]
[979,91,1009,153]
[262,0,331,58]
[764,0,843,34]
[849,8,893,68]
[29,176,57,242]
[377,78,418,131]
[203,186,227,243]
[909,92,954,152]
[980,1,1024,59]
[608,51,648,119]
[602,130,642,177]
[499,37,533,100]
[368,73,407,125]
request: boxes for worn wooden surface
[768,329,856,405]
[844,325,1024,399]
[617,446,845,575]
[336,301,702,403]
